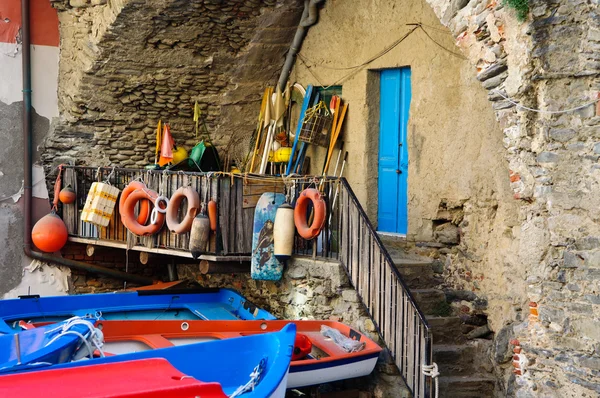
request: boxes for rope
[422,362,440,398]
[44,316,105,359]
[229,357,267,398]
[493,90,600,114]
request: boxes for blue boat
[0,317,100,373]
[4,323,296,398]
[0,288,275,334]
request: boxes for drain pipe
[277,0,325,91]
[20,0,153,286]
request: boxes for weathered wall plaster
[0,0,69,298]
[291,0,516,242]
[292,2,525,387]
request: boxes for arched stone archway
[43,0,600,395]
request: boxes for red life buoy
[119,181,151,226]
[166,186,201,234]
[294,188,326,240]
[122,188,165,236]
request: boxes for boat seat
[186,304,238,321]
[304,331,354,357]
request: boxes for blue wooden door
[377,68,411,234]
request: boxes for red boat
[0,357,227,398]
[96,319,382,389]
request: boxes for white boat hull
[271,368,290,397]
[287,355,379,388]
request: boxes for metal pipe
[20,0,154,287]
[277,0,324,92]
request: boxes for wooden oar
[323,102,348,174]
[259,89,275,174]
[249,88,270,173]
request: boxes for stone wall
[44,0,304,172]
[423,0,600,396]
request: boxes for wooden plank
[385,266,392,346]
[68,237,249,262]
[396,283,404,373]
[243,207,254,253]
[351,206,359,287]
[242,178,285,208]
[235,178,245,253]
[62,168,78,235]
[228,176,237,253]
[220,178,231,254]
[199,260,250,274]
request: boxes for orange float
[122,188,165,236]
[294,188,326,240]
[207,200,218,231]
[292,333,312,360]
[31,213,68,252]
[120,181,151,226]
[59,185,76,204]
[166,187,201,234]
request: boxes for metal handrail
[339,178,430,327]
[332,178,432,397]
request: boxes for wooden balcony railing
[61,166,432,397]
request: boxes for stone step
[426,316,466,345]
[433,344,480,376]
[411,289,448,316]
[377,233,408,250]
[392,257,441,289]
[437,375,496,398]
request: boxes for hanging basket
[298,101,332,148]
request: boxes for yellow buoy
[172,146,188,165]
[273,147,292,163]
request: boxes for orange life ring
[166,186,201,234]
[120,181,150,226]
[122,188,165,236]
[294,188,326,240]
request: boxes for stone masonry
[40,0,600,395]
[43,0,303,173]
[422,0,600,396]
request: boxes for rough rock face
[424,0,600,396]
[43,0,303,171]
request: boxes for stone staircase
[379,235,498,398]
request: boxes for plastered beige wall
[291,0,514,241]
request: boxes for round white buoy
[274,203,295,261]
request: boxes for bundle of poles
[246,84,348,181]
